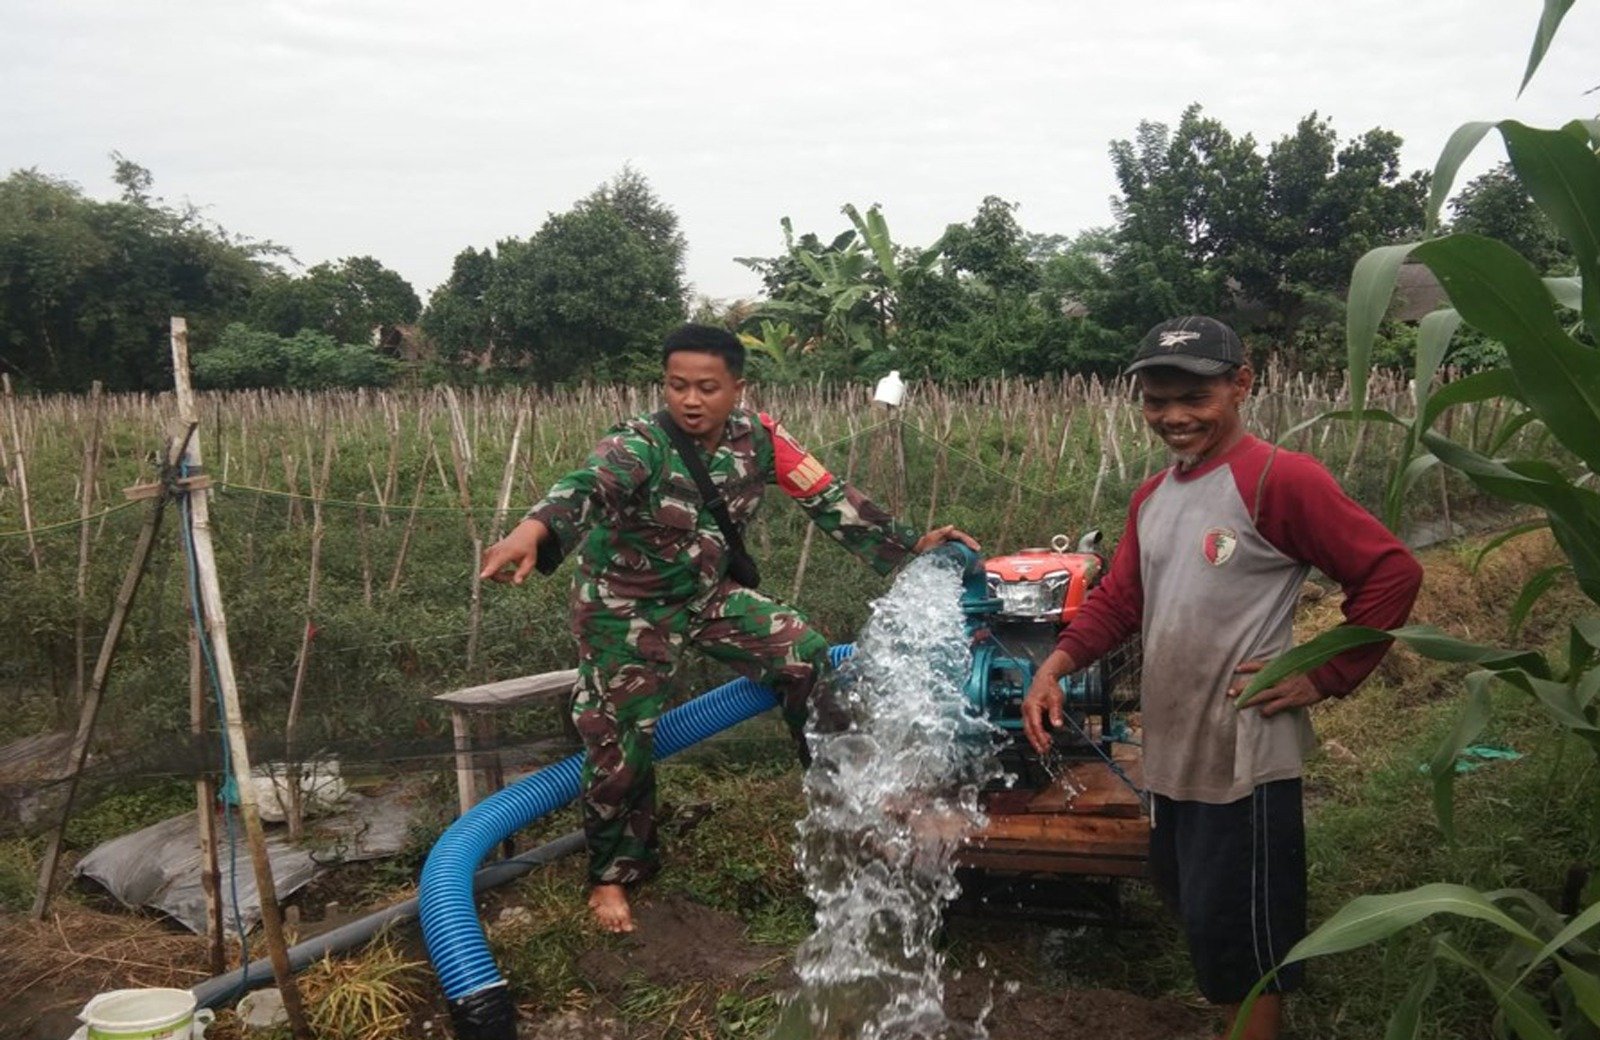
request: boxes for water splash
[775,553,1005,1040]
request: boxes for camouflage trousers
[570,578,831,887]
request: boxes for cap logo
[1159,330,1202,349]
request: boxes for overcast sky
[4,1,1596,305]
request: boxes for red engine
[982,533,1105,625]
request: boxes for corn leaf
[1473,520,1550,574]
[1390,624,1552,678]
[1426,122,1497,234]
[1425,432,1600,604]
[1520,0,1577,96]
[1507,564,1571,639]
[1555,954,1600,1026]
[1497,896,1600,1026]
[1280,884,1541,967]
[1414,308,1463,414]
[1488,408,1542,455]
[1275,408,1405,446]
[1573,620,1600,675]
[1434,939,1560,1040]
[1429,672,1495,841]
[1526,676,1600,733]
[1347,243,1422,411]
[1385,947,1439,1040]
[1413,234,1600,476]
[1387,453,1439,532]
[1239,622,1557,704]
[1235,626,1393,704]
[1420,367,1522,430]
[1501,121,1600,330]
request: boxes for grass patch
[0,836,38,910]
[492,864,597,1010]
[63,777,195,849]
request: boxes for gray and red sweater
[1058,435,1423,803]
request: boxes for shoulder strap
[653,410,749,554]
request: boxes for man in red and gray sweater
[1022,316,1422,1040]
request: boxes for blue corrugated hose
[419,644,856,1035]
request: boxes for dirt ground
[1,882,1208,1040]
[526,893,1207,1040]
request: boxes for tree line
[0,107,1572,392]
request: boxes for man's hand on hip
[1228,658,1326,717]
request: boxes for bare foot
[588,884,634,933]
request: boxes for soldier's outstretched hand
[913,524,980,554]
[480,519,549,585]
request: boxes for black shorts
[1149,779,1306,1004]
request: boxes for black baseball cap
[1125,315,1245,377]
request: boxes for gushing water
[775,553,1005,1040]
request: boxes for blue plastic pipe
[420,645,855,1036]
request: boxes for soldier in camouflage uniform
[481,324,975,932]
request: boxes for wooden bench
[434,670,579,815]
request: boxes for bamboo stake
[1105,406,1127,483]
[388,450,433,593]
[0,373,11,475]
[190,618,225,975]
[382,397,401,521]
[924,412,953,530]
[74,382,105,708]
[792,413,858,604]
[284,428,335,840]
[32,424,187,919]
[491,410,526,544]
[356,499,374,608]
[170,318,312,1039]
[446,409,483,670]
[3,374,41,571]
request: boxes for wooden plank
[972,812,1150,858]
[957,848,1148,878]
[435,669,578,710]
[1025,756,1145,817]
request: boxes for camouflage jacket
[526,409,918,604]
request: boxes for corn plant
[1235,2,1600,1034]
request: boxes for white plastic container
[77,988,214,1039]
[873,370,906,408]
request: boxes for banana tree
[744,206,944,376]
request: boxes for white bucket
[77,988,214,1040]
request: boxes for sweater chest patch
[1202,526,1238,567]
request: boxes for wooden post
[169,318,312,1039]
